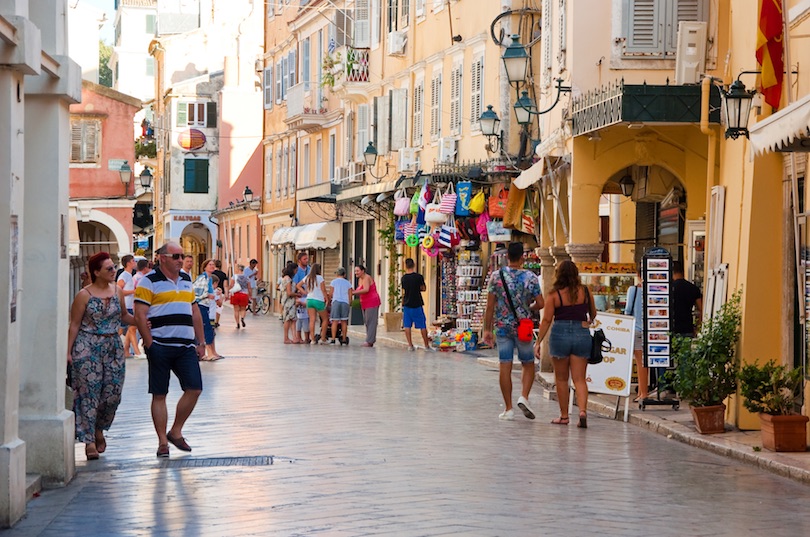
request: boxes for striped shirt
[135,268,196,347]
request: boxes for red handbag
[488,188,508,218]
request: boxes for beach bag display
[437,216,460,248]
[468,190,486,214]
[486,219,512,242]
[425,190,448,224]
[394,189,410,216]
[503,186,527,230]
[455,181,472,216]
[394,219,408,241]
[410,190,420,214]
[439,183,457,214]
[488,186,508,218]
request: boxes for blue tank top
[555,288,590,322]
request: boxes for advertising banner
[586,312,635,397]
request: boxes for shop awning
[750,93,810,155]
[295,222,341,250]
[270,226,300,245]
[514,159,545,190]
[336,179,399,202]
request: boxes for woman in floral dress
[67,252,136,460]
[281,264,299,343]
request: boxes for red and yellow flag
[756,0,784,110]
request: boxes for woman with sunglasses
[67,252,136,460]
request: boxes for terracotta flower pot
[384,312,403,332]
[689,404,727,434]
[759,413,809,452]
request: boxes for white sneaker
[407,346,416,352]
[499,409,515,421]
[517,396,536,420]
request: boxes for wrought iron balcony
[285,83,338,132]
[327,47,370,95]
[572,81,722,137]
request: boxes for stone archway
[180,223,212,278]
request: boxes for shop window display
[578,263,637,314]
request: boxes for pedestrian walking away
[193,259,222,360]
[327,267,353,345]
[292,252,311,343]
[353,264,381,347]
[230,264,250,329]
[401,258,431,351]
[483,242,544,421]
[660,260,704,397]
[134,241,206,458]
[67,252,136,461]
[535,260,597,428]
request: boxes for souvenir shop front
[392,167,542,352]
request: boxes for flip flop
[551,417,570,425]
[210,355,224,361]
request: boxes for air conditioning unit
[348,161,365,183]
[674,21,707,85]
[387,30,407,56]
[437,137,456,164]
[398,147,419,172]
[332,166,348,184]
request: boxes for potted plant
[670,290,742,434]
[738,360,808,452]
[378,214,403,332]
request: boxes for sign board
[108,159,127,171]
[643,247,673,368]
[586,312,635,397]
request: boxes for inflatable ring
[422,235,435,249]
[424,244,440,257]
[405,234,419,247]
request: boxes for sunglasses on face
[103,266,116,272]
[162,253,183,260]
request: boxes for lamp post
[513,90,537,126]
[501,34,529,86]
[723,79,755,139]
[243,185,254,203]
[363,141,390,180]
[479,105,503,153]
[119,160,132,196]
[139,167,153,190]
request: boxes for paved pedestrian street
[7,314,810,537]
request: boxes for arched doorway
[602,165,687,265]
[70,221,119,298]
[180,222,211,278]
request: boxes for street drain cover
[159,456,274,468]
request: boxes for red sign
[178,129,206,150]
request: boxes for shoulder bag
[500,269,534,342]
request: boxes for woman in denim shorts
[534,261,597,428]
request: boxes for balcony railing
[327,46,369,90]
[572,80,722,136]
[285,82,336,132]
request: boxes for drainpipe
[700,76,717,302]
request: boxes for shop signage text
[174,215,202,222]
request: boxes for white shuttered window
[390,88,408,151]
[623,0,707,57]
[357,104,370,159]
[449,64,462,136]
[470,56,483,132]
[70,119,101,163]
[429,73,442,141]
[413,81,424,146]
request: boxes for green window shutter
[184,159,196,192]
[624,0,664,56]
[206,102,217,128]
[176,102,187,126]
[194,159,209,193]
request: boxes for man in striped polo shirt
[135,241,206,458]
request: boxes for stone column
[535,247,556,372]
[0,7,41,527]
[549,245,570,264]
[565,243,605,263]
[18,1,81,488]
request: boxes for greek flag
[328,38,336,53]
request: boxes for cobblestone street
[6,313,810,536]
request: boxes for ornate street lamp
[723,79,755,139]
[243,185,254,203]
[363,141,390,180]
[119,160,132,196]
[501,34,529,86]
[479,105,503,152]
[139,167,153,190]
[513,90,537,126]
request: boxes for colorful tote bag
[455,181,472,216]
